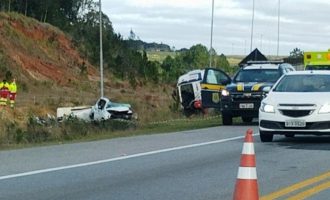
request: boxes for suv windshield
[234,69,281,83]
[274,74,330,92]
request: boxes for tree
[284,47,304,65]
[290,48,304,58]
[214,54,238,75]
[182,44,209,69]
[129,29,136,40]
[216,54,230,70]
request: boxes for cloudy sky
[103,0,330,56]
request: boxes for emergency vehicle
[176,68,231,116]
[220,61,295,125]
[304,49,330,70]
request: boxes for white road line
[0,134,259,180]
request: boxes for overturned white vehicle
[176,68,231,116]
[57,97,134,122]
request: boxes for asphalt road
[1,124,330,199]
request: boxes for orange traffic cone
[233,129,259,200]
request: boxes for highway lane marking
[286,181,330,200]
[261,170,330,200]
[0,134,258,181]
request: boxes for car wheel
[285,133,295,138]
[222,114,233,125]
[259,130,273,142]
[242,117,253,123]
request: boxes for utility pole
[260,34,263,51]
[209,0,215,68]
[25,0,28,16]
[277,0,281,57]
[99,0,104,97]
[250,0,255,52]
[8,0,11,12]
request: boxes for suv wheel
[242,117,253,123]
[260,130,273,142]
[222,114,233,125]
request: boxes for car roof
[243,64,280,70]
[286,70,330,75]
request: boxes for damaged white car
[57,97,135,122]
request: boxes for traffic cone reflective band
[233,129,259,200]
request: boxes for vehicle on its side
[177,68,231,116]
[259,71,330,142]
[304,49,330,70]
[220,61,295,125]
[57,97,134,122]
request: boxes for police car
[220,61,295,125]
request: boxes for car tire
[285,133,295,138]
[222,114,233,125]
[242,117,253,123]
[260,130,273,142]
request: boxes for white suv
[259,70,330,142]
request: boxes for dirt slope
[0,12,175,126]
[0,12,98,85]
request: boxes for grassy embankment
[0,113,222,150]
[0,12,243,148]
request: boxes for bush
[5,122,25,144]
[26,116,51,143]
[0,113,138,146]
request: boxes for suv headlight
[221,89,230,97]
[319,103,330,114]
[260,102,275,113]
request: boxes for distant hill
[125,39,172,52]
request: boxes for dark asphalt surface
[1,124,330,199]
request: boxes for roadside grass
[0,114,224,150]
[147,51,177,63]
[227,56,243,67]
[147,51,243,67]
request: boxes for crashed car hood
[110,102,131,108]
[106,102,131,112]
[226,82,274,92]
[107,106,130,112]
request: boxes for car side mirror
[220,78,231,85]
[263,86,271,93]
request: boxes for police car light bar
[246,60,284,65]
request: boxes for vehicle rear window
[234,69,281,83]
[273,74,330,92]
[305,65,330,70]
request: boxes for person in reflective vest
[0,79,10,106]
[9,78,17,108]
[0,81,2,105]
